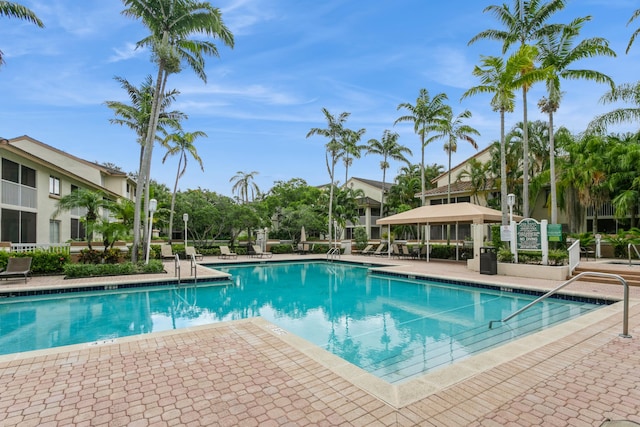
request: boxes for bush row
[0,250,70,274]
[63,260,164,278]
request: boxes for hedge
[63,260,164,278]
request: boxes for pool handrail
[488,271,631,338]
[174,254,181,283]
[326,246,341,261]
[190,253,197,282]
[628,243,640,267]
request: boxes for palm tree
[366,130,412,217]
[53,189,112,249]
[462,45,545,224]
[588,82,640,134]
[0,1,44,67]
[537,15,616,224]
[105,75,184,170]
[307,108,351,246]
[469,0,566,217]
[229,171,260,204]
[395,89,449,206]
[626,8,640,53]
[122,0,234,261]
[457,158,492,205]
[434,108,480,205]
[162,129,206,241]
[341,128,366,184]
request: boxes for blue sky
[1,0,638,198]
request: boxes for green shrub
[548,249,568,266]
[491,225,503,250]
[0,250,70,274]
[354,227,368,250]
[430,245,455,259]
[270,244,293,254]
[518,251,542,264]
[63,260,164,278]
[497,248,514,263]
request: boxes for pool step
[573,263,640,287]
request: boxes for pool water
[0,261,602,383]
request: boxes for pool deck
[1,255,640,426]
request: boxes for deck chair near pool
[251,244,273,258]
[160,244,175,261]
[391,244,402,258]
[401,245,415,259]
[359,244,374,255]
[219,245,237,259]
[0,257,32,283]
[372,243,386,256]
[185,246,203,261]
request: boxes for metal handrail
[489,271,631,338]
[174,254,181,284]
[628,243,640,267]
[326,246,341,261]
[190,253,197,281]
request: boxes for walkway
[1,255,639,426]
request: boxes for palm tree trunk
[500,110,508,225]
[168,153,184,242]
[549,110,557,224]
[420,134,425,207]
[447,148,452,245]
[522,87,530,217]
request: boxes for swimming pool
[0,261,605,384]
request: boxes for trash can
[480,247,497,275]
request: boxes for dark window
[2,159,19,183]
[21,166,36,188]
[371,207,381,216]
[457,196,470,203]
[71,218,86,240]
[1,208,36,243]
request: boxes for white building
[1,135,135,245]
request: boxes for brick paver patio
[1,255,639,426]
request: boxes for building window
[49,220,61,243]
[71,218,86,240]
[1,208,36,243]
[2,158,19,183]
[49,176,60,195]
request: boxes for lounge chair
[580,246,595,260]
[296,243,309,255]
[372,243,386,256]
[251,244,272,258]
[391,244,402,258]
[401,245,415,259]
[0,257,32,283]
[160,244,175,260]
[185,246,203,261]
[359,244,374,255]
[219,245,237,259]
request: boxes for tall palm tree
[0,1,44,67]
[395,89,449,206]
[307,108,351,246]
[122,0,234,261]
[162,129,206,241]
[341,128,366,184]
[588,82,640,134]
[537,15,616,224]
[462,45,545,224]
[366,130,412,217]
[229,171,260,204]
[469,0,566,217]
[434,108,480,205]
[626,8,640,54]
[457,158,492,205]
[105,75,185,170]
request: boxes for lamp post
[145,199,157,264]
[507,193,515,223]
[183,213,189,248]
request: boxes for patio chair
[160,244,175,260]
[391,244,402,258]
[296,243,309,255]
[219,245,237,259]
[185,246,203,261]
[251,244,273,258]
[372,243,386,256]
[401,245,415,259]
[580,246,595,260]
[0,257,32,283]
[359,244,374,255]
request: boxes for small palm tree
[341,128,366,184]
[395,89,449,206]
[588,82,640,134]
[626,8,640,54]
[0,1,44,67]
[366,130,412,216]
[229,171,260,204]
[53,189,112,249]
[162,129,206,241]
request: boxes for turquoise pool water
[0,261,603,383]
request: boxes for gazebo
[376,203,521,261]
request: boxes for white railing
[11,243,70,254]
[1,181,37,208]
[568,240,581,274]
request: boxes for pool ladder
[488,272,631,338]
[173,253,198,284]
[326,246,341,261]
